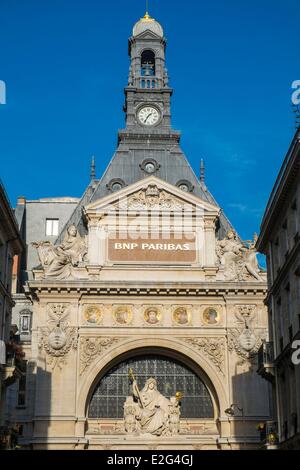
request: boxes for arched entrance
[82,346,223,448]
[88,353,215,420]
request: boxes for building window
[20,310,32,336]
[140,159,160,175]
[176,180,194,193]
[141,50,155,77]
[46,219,59,237]
[88,354,214,420]
[107,179,126,193]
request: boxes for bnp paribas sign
[108,233,197,264]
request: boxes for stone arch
[77,337,228,419]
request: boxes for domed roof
[133,13,164,38]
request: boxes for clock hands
[144,112,154,123]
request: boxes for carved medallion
[173,307,190,326]
[39,304,78,370]
[227,328,267,362]
[113,306,132,325]
[203,307,221,325]
[144,307,161,325]
[84,305,103,325]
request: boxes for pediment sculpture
[124,370,182,437]
[216,231,262,281]
[123,185,185,211]
[33,225,87,280]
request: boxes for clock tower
[124,12,172,131]
[89,11,233,239]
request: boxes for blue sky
[0,0,299,242]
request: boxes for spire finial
[144,0,151,19]
[200,159,205,183]
[90,156,96,181]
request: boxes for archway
[83,346,221,421]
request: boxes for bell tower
[123,12,172,131]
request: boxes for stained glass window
[88,355,214,419]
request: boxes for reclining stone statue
[33,225,87,280]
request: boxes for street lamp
[225,403,244,416]
[225,404,245,450]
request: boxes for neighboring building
[10,12,272,450]
[257,129,300,450]
[0,180,23,449]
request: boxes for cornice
[26,281,267,298]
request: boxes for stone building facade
[11,13,272,450]
[0,180,23,447]
[257,129,300,450]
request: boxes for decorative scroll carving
[38,304,78,370]
[33,225,87,280]
[125,185,185,210]
[216,231,263,282]
[182,338,225,375]
[80,337,122,375]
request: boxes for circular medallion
[203,308,220,325]
[144,307,161,325]
[173,307,190,325]
[84,306,103,324]
[114,306,132,325]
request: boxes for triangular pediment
[85,176,220,216]
[133,30,162,40]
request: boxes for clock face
[138,106,160,126]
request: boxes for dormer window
[141,50,155,77]
[176,180,194,193]
[107,179,126,193]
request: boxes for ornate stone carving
[38,304,78,370]
[125,185,185,210]
[183,338,225,375]
[33,225,87,280]
[227,328,267,362]
[216,231,262,282]
[80,337,122,375]
[234,305,257,328]
[125,373,181,437]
